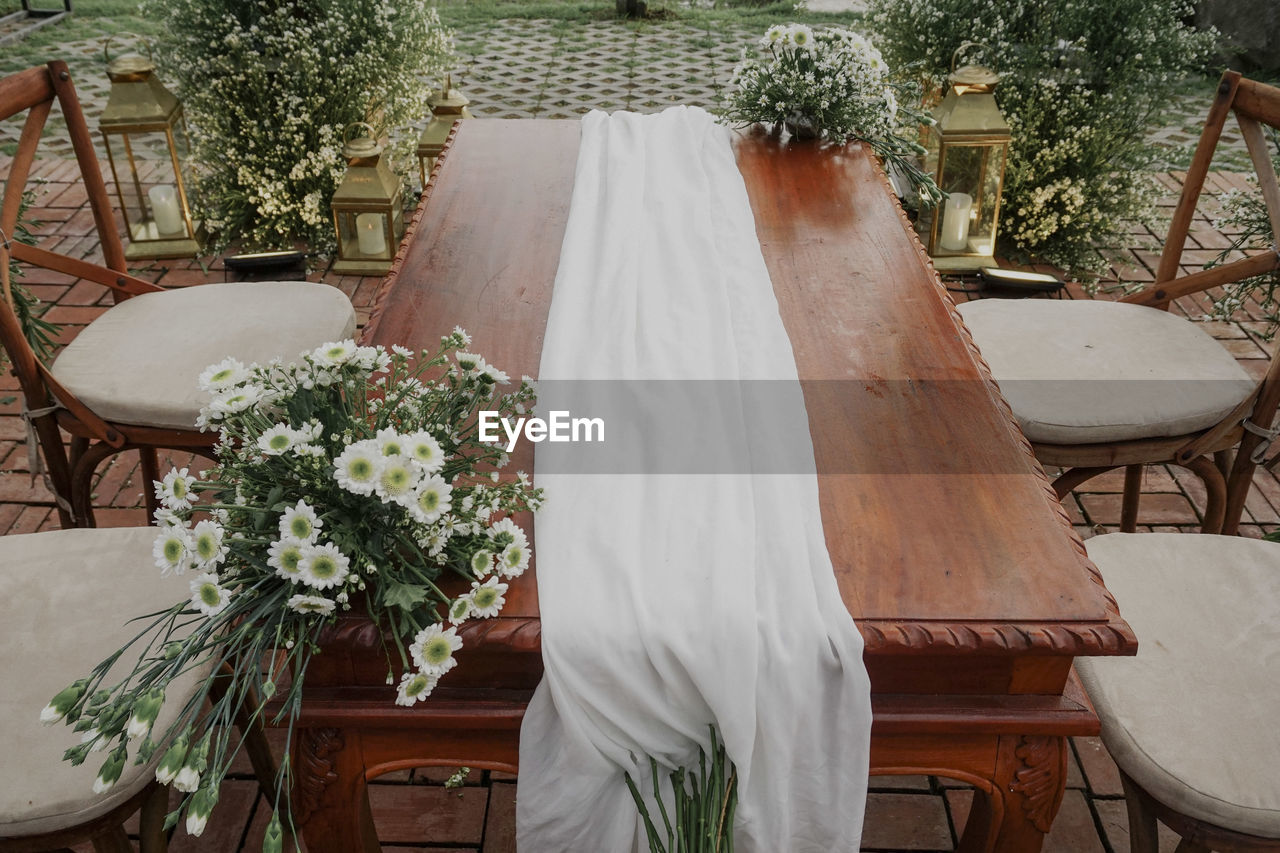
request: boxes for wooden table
[289,120,1136,852]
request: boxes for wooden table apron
[289,120,1137,853]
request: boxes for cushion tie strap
[20,400,75,523]
[1242,416,1280,464]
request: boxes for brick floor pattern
[3,26,1276,852]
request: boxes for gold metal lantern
[331,122,405,275]
[917,45,1011,271]
[98,51,203,260]
[415,76,473,188]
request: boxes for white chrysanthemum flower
[488,517,528,550]
[257,424,297,456]
[298,542,350,589]
[395,670,438,707]
[452,326,471,346]
[287,593,336,615]
[470,576,508,618]
[333,442,382,495]
[209,384,265,416]
[375,427,406,457]
[155,468,197,511]
[498,543,530,578]
[455,351,481,373]
[312,340,356,367]
[267,539,305,581]
[198,357,250,392]
[404,431,444,472]
[480,360,510,385]
[470,548,495,578]
[189,520,227,570]
[375,454,420,505]
[153,526,192,575]
[391,344,413,357]
[189,572,232,617]
[279,500,322,544]
[409,475,452,524]
[448,595,473,624]
[409,624,462,676]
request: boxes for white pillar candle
[355,213,387,256]
[939,192,973,252]
[148,185,184,236]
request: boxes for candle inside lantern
[940,192,973,252]
[355,213,387,256]
[148,185,184,236]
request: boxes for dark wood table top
[361,119,1135,681]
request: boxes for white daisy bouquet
[724,24,942,206]
[41,328,542,847]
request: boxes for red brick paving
[10,151,1278,850]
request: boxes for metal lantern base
[125,223,204,261]
[331,257,394,275]
[931,254,992,273]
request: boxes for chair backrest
[0,62,160,439]
[1119,71,1280,533]
[1124,71,1280,310]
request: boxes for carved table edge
[860,147,1137,657]
[857,617,1137,655]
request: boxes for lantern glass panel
[932,141,1007,258]
[336,208,394,262]
[103,126,196,244]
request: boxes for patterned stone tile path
[7,139,1275,850]
[0,23,1254,168]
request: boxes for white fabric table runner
[518,106,871,851]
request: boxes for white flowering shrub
[869,0,1217,277]
[1210,134,1280,334]
[43,331,543,843]
[143,0,454,253]
[724,24,943,205]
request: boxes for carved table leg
[292,726,380,853]
[955,734,1067,853]
[993,734,1067,852]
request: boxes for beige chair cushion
[956,299,1254,444]
[52,281,356,431]
[1076,532,1280,838]
[0,527,207,837]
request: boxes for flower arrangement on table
[723,24,943,207]
[40,329,542,845]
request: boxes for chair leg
[90,822,135,853]
[1121,772,1161,853]
[1051,465,1118,501]
[138,781,170,853]
[32,413,77,528]
[1183,455,1227,534]
[140,447,162,523]
[1121,465,1143,532]
[68,440,118,529]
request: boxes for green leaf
[382,579,429,611]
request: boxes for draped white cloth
[517,106,871,852]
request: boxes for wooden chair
[957,70,1280,535]
[0,527,277,852]
[0,62,356,528]
[1074,532,1280,851]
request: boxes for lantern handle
[951,42,994,73]
[102,36,154,66]
[343,122,379,146]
